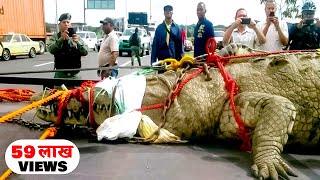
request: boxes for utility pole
[55,0,58,32]
[185,16,188,38]
[149,0,152,20]
[83,0,86,26]
[125,0,128,27]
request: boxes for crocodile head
[31,87,114,126]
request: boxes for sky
[44,0,320,27]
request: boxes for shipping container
[0,0,46,42]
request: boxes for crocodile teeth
[68,111,72,118]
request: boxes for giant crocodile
[31,44,320,179]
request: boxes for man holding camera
[48,13,88,79]
[222,8,266,49]
[256,0,288,51]
[288,1,320,50]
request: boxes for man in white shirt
[256,0,288,51]
[97,17,119,79]
[223,8,266,49]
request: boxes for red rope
[206,47,317,151]
[136,68,203,112]
[136,103,163,111]
[55,91,72,125]
[217,49,317,65]
[55,81,98,126]
[207,53,251,151]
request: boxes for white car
[76,31,97,50]
[94,31,123,52]
[119,27,151,57]
[214,31,225,50]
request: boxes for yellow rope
[0,170,12,180]
[0,127,58,180]
[0,91,65,123]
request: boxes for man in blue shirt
[151,5,184,65]
[193,2,215,57]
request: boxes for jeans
[97,64,118,79]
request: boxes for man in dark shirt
[129,27,142,66]
[48,13,88,79]
[289,1,320,50]
[151,5,184,65]
[193,2,215,57]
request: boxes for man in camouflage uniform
[48,13,88,79]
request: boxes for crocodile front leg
[219,92,297,179]
[251,95,298,179]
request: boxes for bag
[164,24,182,60]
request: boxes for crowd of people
[47,0,320,80]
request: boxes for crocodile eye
[269,58,289,67]
[253,58,265,63]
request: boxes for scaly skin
[31,44,320,179]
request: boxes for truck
[0,0,46,54]
[118,12,151,57]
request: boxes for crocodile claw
[251,152,297,180]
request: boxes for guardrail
[0,76,98,89]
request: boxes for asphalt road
[0,51,319,180]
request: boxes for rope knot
[46,127,58,138]
[206,54,221,65]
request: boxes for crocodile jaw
[33,93,113,126]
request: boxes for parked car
[0,33,41,61]
[76,31,97,50]
[115,31,123,38]
[214,31,225,50]
[184,39,193,52]
[94,31,123,52]
[119,27,151,56]
[0,42,3,59]
[95,38,103,52]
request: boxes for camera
[269,12,275,17]
[68,27,75,37]
[241,18,251,25]
[305,19,314,26]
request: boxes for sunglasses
[303,11,315,15]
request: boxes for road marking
[119,54,150,67]
[34,62,54,67]
[119,61,131,67]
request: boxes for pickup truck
[119,27,151,57]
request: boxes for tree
[259,0,300,19]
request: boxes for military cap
[58,13,72,21]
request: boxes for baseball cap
[100,17,114,26]
[164,5,173,11]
